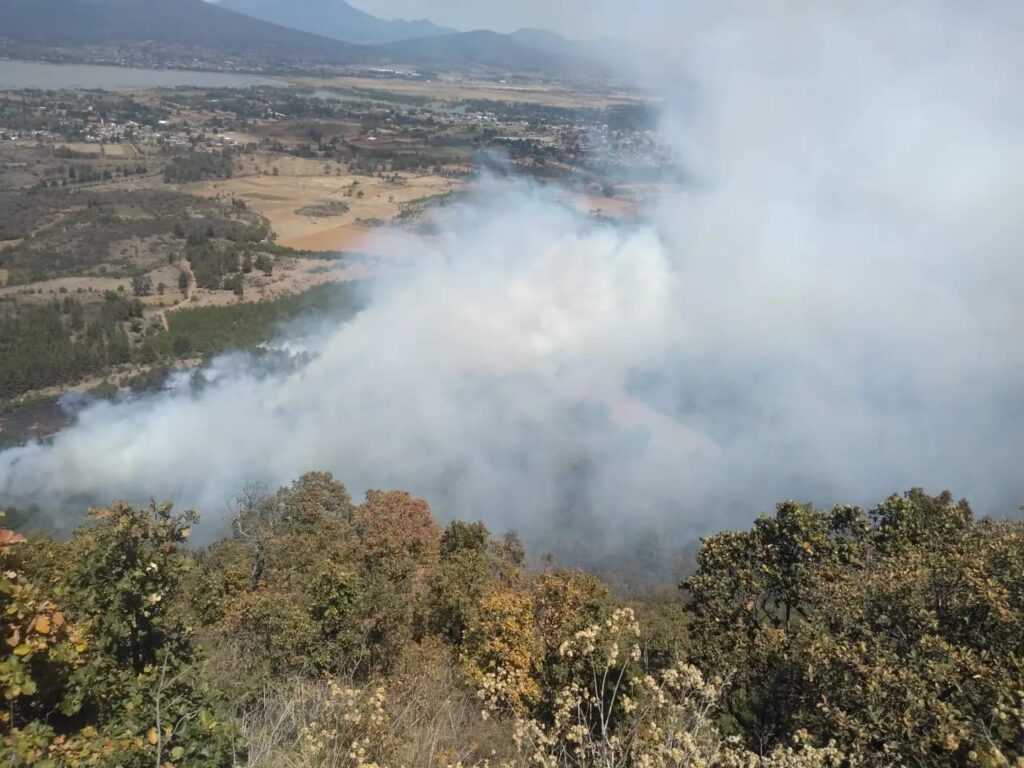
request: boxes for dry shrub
[385,641,516,768]
[242,677,388,768]
[241,641,511,768]
[478,608,845,768]
[240,612,844,768]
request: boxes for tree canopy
[2,483,1022,767]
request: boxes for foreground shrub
[7,475,1022,768]
[478,606,844,768]
[1,504,234,767]
[684,490,1024,765]
[242,643,504,768]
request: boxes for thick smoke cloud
[1,2,1022,562]
[643,1,1024,515]
[1,191,714,556]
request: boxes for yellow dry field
[0,268,7,288]
[196,155,461,253]
[61,142,140,158]
[0,275,131,300]
[222,130,262,146]
[564,182,679,220]
[60,142,101,155]
[101,144,141,158]
[132,263,187,310]
[572,194,639,219]
[291,74,644,108]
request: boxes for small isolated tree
[254,254,273,277]
[131,274,152,297]
[69,501,233,767]
[72,501,197,672]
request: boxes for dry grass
[290,75,645,109]
[283,224,376,253]
[197,157,460,252]
[570,194,639,219]
[59,142,101,155]
[59,140,140,158]
[242,642,513,768]
[0,274,130,300]
[101,143,141,158]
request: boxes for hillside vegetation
[0,0,368,65]
[0,0,598,74]
[2,482,1022,766]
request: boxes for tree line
[2,479,1021,767]
[163,150,236,184]
[0,294,142,399]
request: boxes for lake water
[0,59,275,91]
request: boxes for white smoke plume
[1,2,1022,563]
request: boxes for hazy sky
[205,0,677,42]
[351,1,1016,46]
[349,0,672,40]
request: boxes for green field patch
[158,280,368,358]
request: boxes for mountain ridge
[217,0,457,45]
[378,30,572,73]
[0,0,370,63]
[0,0,613,75]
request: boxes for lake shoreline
[0,59,277,91]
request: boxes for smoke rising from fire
[1,3,1022,561]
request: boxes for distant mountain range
[508,28,573,53]
[0,0,367,63]
[0,0,617,75]
[377,30,572,72]
[217,0,455,45]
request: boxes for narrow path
[157,258,195,332]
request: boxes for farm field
[195,154,462,252]
[291,73,648,108]
[0,76,666,407]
